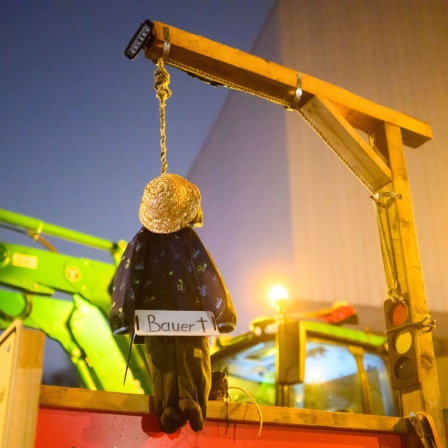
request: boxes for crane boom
[137,19,444,444]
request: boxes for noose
[154,58,172,175]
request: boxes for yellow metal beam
[372,123,445,443]
[144,21,432,149]
[299,95,392,191]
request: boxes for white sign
[134,310,220,336]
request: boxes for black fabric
[208,371,228,401]
[109,226,237,338]
[144,336,211,433]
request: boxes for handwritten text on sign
[134,310,220,336]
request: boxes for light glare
[269,284,289,304]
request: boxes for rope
[371,193,404,302]
[372,193,436,332]
[228,386,263,437]
[385,314,436,334]
[153,58,172,174]
[297,109,374,193]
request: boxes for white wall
[189,0,448,336]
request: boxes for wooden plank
[145,22,299,107]
[302,79,433,149]
[39,385,410,435]
[0,321,45,448]
[299,95,392,191]
[39,385,153,414]
[208,401,411,434]
[372,122,446,445]
[144,21,432,148]
[0,323,17,447]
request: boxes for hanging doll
[109,59,237,434]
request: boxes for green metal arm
[0,209,151,394]
[0,290,150,393]
[0,208,127,264]
[0,241,115,314]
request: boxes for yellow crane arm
[144,21,431,149]
[141,21,431,192]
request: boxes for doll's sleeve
[183,228,237,333]
[109,229,146,335]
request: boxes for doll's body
[110,224,236,433]
[110,226,236,334]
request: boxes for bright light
[306,366,325,384]
[269,284,289,313]
[269,284,289,303]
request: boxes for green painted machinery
[0,208,151,394]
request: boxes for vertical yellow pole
[371,122,445,444]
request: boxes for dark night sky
[0,0,275,379]
[1,1,274,250]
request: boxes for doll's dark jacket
[109,226,237,340]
